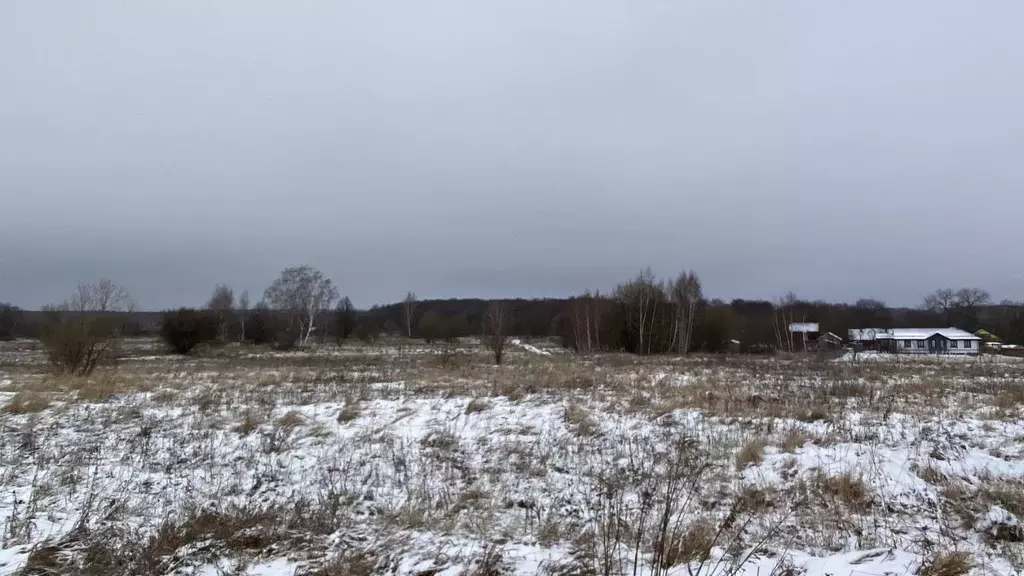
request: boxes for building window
[963,340,972,349]
[950,340,958,349]
[917,341,925,349]
[904,340,913,348]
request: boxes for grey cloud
[2,1,1022,309]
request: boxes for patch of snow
[509,338,552,356]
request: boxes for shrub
[735,438,767,470]
[160,309,219,355]
[0,303,23,341]
[245,308,278,345]
[920,552,972,576]
[39,281,134,376]
[273,327,301,351]
[40,313,123,376]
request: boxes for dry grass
[779,429,811,453]
[234,409,263,436]
[920,552,973,576]
[312,551,377,576]
[337,401,362,424]
[735,438,767,470]
[917,464,947,486]
[465,397,491,415]
[2,390,52,414]
[277,410,305,429]
[564,402,599,437]
[658,520,714,567]
[813,471,871,511]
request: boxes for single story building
[816,332,844,350]
[848,328,982,356]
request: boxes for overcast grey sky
[2,1,1022,310]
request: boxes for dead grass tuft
[234,410,263,436]
[735,438,767,470]
[465,397,491,415]
[813,471,871,511]
[656,520,714,568]
[564,402,599,437]
[337,401,362,424]
[779,429,810,453]
[2,390,52,415]
[277,410,305,429]
[920,552,973,576]
[313,550,377,576]
[917,464,947,486]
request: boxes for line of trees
[4,267,1023,373]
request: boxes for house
[848,328,981,356]
[789,323,819,351]
[815,332,844,350]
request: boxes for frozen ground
[1,339,1023,575]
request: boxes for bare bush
[40,280,134,376]
[483,302,509,365]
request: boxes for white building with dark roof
[848,328,981,355]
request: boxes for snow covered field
[1,340,1023,575]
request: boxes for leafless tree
[614,268,661,355]
[237,290,250,342]
[207,284,234,341]
[569,291,602,353]
[41,280,135,376]
[772,292,798,353]
[955,287,990,309]
[403,291,417,338]
[65,279,136,314]
[923,288,958,324]
[482,302,509,365]
[263,266,339,346]
[670,270,702,355]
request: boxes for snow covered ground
[1,341,1023,575]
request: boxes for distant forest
[2,268,1022,352]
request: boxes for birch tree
[237,290,250,342]
[403,291,417,338]
[670,270,702,355]
[263,266,339,345]
[614,268,662,355]
[207,284,234,341]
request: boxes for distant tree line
[4,267,1023,369]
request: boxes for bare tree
[923,288,958,324]
[41,280,135,376]
[263,266,339,346]
[66,279,136,314]
[569,291,602,353]
[403,291,417,338]
[207,284,234,341]
[955,287,990,309]
[237,290,250,342]
[482,301,509,365]
[954,287,990,329]
[772,292,798,353]
[614,268,661,355]
[670,270,702,355]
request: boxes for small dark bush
[273,328,301,351]
[0,303,23,341]
[245,309,278,345]
[161,308,219,355]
